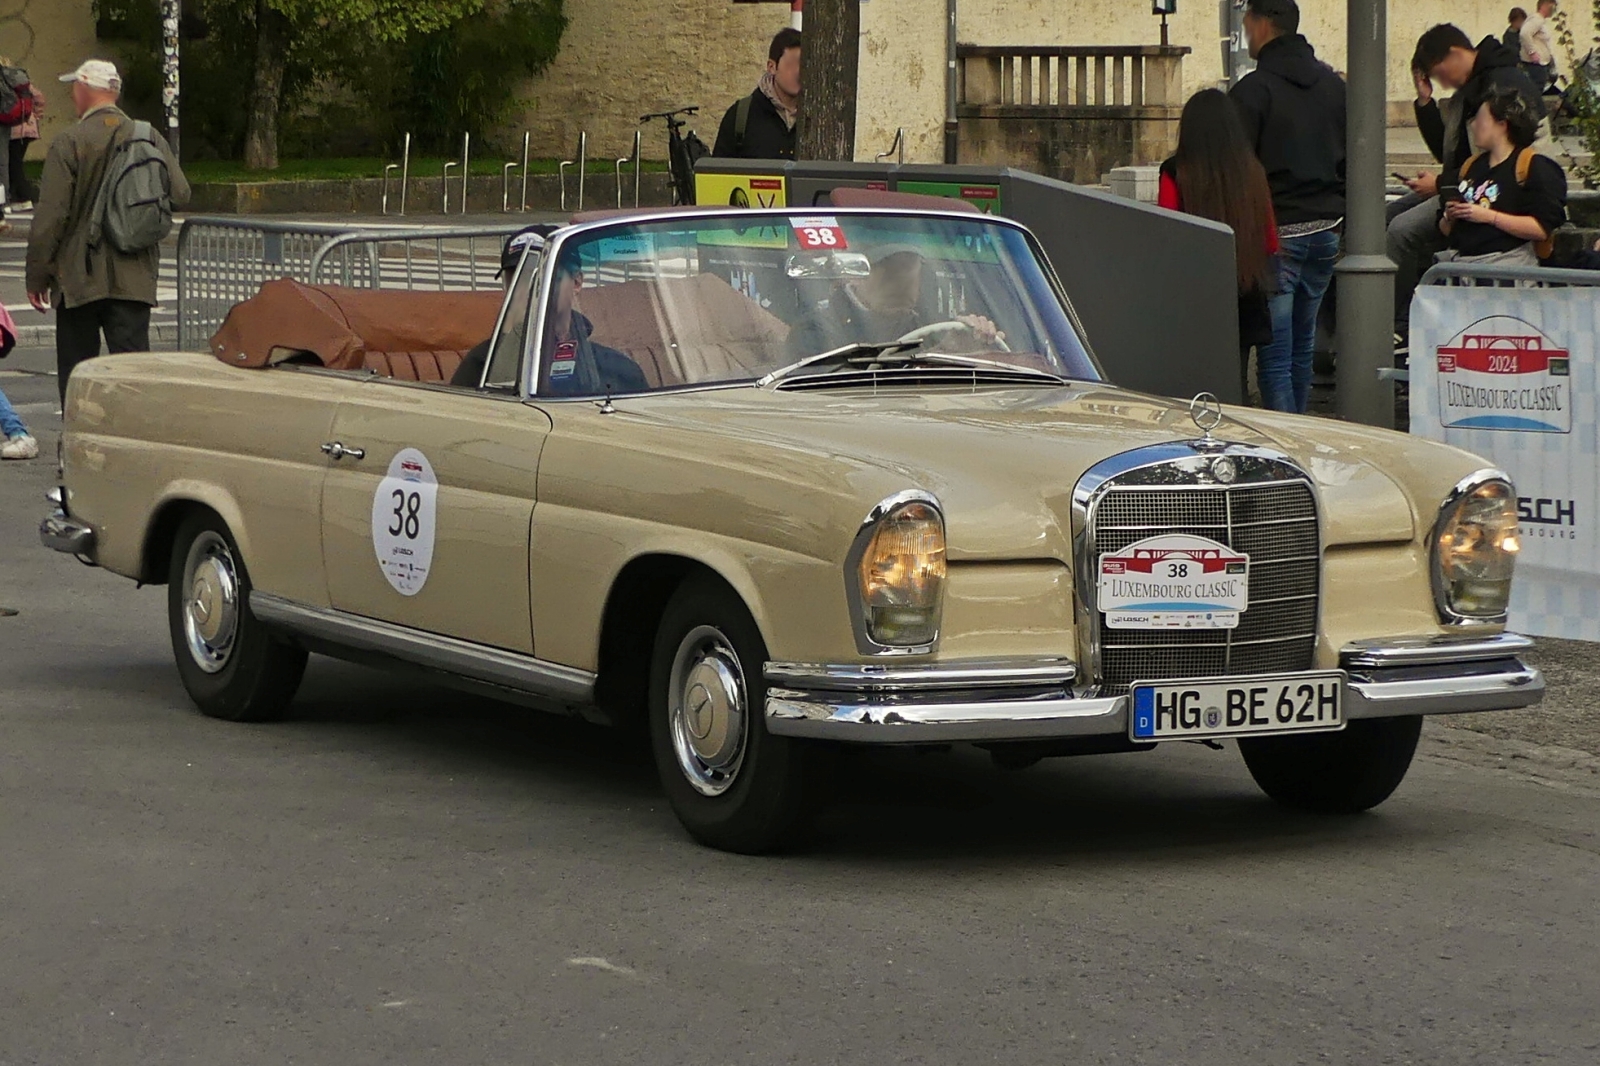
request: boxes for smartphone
[1440,184,1464,204]
[1391,171,1410,183]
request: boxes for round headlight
[856,499,947,648]
[1433,475,1519,621]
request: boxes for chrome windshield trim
[1341,633,1534,668]
[764,657,1076,692]
[250,593,595,705]
[1429,468,1516,627]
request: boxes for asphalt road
[3,357,1599,1064]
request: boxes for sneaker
[1,433,39,460]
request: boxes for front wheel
[648,575,812,852]
[167,511,307,722]
[1238,716,1423,814]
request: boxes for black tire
[1238,716,1423,814]
[647,574,811,852]
[166,510,307,722]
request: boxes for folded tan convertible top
[209,279,503,371]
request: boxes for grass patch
[179,156,666,183]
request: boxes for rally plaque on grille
[1098,533,1249,629]
[1090,479,1321,696]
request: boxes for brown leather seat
[576,273,790,389]
[210,280,501,381]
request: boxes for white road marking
[566,957,640,979]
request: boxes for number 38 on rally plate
[1098,533,1249,630]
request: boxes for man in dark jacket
[1229,0,1344,414]
[712,28,800,161]
[1389,26,1546,340]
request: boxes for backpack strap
[734,93,754,153]
[1459,152,1482,181]
[1515,146,1536,185]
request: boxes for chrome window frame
[521,207,1105,401]
[843,489,946,657]
[1069,440,1324,696]
[1429,467,1516,627]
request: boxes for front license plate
[1130,671,1345,741]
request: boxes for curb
[11,322,181,348]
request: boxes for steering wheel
[894,318,1012,353]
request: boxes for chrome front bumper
[763,634,1543,743]
[40,509,96,557]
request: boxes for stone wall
[0,0,98,162]
[503,0,790,165]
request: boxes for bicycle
[640,106,709,205]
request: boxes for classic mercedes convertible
[41,205,1541,851]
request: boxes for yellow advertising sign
[694,173,788,209]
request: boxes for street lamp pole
[161,0,181,157]
[1333,0,1395,426]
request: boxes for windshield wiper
[757,343,1070,388]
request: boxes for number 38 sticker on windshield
[791,215,848,251]
[371,447,438,596]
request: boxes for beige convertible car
[42,206,1541,851]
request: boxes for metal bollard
[631,129,642,208]
[875,128,906,165]
[460,132,471,215]
[519,131,531,212]
[382,164,399,214]
[559,160,573,211]
[442,161,458,213]
[576,131,587,212]
[399,132,411,216]
[614,157,629,209]
[503,162,519,213]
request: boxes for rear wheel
[648,575,811,852]
[1239,716,1423,814]
[167,511,307,722]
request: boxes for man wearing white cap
[25,59,190,404]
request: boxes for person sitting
[451,226,549,389]
[1439,87,1567,268]
[784,245,1001,358]
[537,250,647,396]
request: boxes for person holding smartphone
[1438,86,1566,267]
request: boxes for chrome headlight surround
[1431,470,1520,625]
[844,490,947,655]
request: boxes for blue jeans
[0,386,27,438]
[1260,229,1340,414]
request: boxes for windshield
[531,211,1100,396]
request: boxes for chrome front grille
[1091,480,1320,694]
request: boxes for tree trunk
[242,1,291,170]
[796,0,859,162]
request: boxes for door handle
[320,441,366,461]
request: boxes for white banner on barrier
[1411,284,1600,640]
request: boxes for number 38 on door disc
[1130,671,1345,742]
[370,447,439,596]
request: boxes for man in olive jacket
[25,60,190,403]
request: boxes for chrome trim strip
[765,691,1126,743]
[764,657,1076,691]
[1429,468,1515,627]
[1346,666,1543,718]
[39,510,96,556]
[1340,633,1534,668]
[842,489,945,657]
[249,593,596,705]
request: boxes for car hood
[614,383,1484,560]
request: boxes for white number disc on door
[371,447,438,596]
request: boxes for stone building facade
[0,0,98,162]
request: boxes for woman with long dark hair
[1158,88,1279,405]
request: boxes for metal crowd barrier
[177,217,529,351]
[1418,261,1600,289]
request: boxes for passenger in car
[538,250,648,397]
[451,226,548,389]
[784,244,1002,358]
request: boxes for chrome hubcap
[182,532,240,674]
[668,625,748,796]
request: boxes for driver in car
[785,244,1004,358]
[539,250,648,396]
